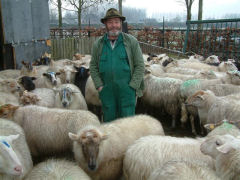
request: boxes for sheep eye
[216,140,220,146]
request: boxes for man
[90,8,144,122]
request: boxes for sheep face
[222,62,238,72]
[0,104,19,119]
[69,129,107,171]
[0,79,21,93]
[59,66,77,83]
[185,90,206,107]
[200,134,236,159]
[227,70,240,85]
[75,66,90,80]
[0,134,23,176]
[43,72,60,86]
[18,76,36,91]
[58,87,73,108]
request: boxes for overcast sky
[123,0,240,19]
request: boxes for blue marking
[63,88,67,99]
[48,72,55,76]
[1,140,10,148]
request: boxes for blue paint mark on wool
[1,140,10,148]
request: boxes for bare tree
[118,0,122,15]
[49,0,63,27]
[198,0,203,21]
[176,0,195,21]
[65,0,113,29]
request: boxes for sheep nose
[53,80,57,85]
[66,80,70,83]
[14,165,22,174]
[88,164,96,170]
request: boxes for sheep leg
[190,115,197,135]
[171,114,176,129]
[180,103,188,128]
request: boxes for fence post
[183,20,191,53]
[162,16,165,47]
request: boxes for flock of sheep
[0,52,240,180]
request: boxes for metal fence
[183,18,240,61]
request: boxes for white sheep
[0,92,19,106]
[0,79,21,95]
[185,90,240,128]
[0,104,100,157]
[0,69,21,79]
[123,135,214,180]
[180,71,240,134]
[200,134,240,179]
[142,72,182,128]
[55,84,88,110]
[24,159,91,180]
[69,114,165,180]
[148,160,220,180]
[56,65,77,83]
[85,76,101,106]
[34,71,61,88]
[0,118,33,179]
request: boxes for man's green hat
[101,8,126,24]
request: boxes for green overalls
[99,34,136,122]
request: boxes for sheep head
[69,127,107,171]
[200,134,238,159]
[0,104,19,119]
[0,79,21,93]
[0,134,23,176]
[185,90,206,107]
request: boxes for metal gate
[183,18,240,61]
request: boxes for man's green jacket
[90,32,145,97]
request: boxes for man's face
[105,17,122,37]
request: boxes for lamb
[0,104,100,157]
[123,135,214,180]
[55,84,88,110]
[0,79,21,94]
[0,118,33,179]
[24,159,91,180]
[200,134,240,179]
[174,59,237,72]
[148,160,220,180]
[157,70,217,80]
[142,72,182,128]
[68,114,165,180]
[185,90,240,128]
[180,71,240,134]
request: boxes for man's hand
[98,86,103,92]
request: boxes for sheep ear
[68,132,79,141]
[217,143,233,154]
[7,134,20,143]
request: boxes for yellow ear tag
[209,124,215,130]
